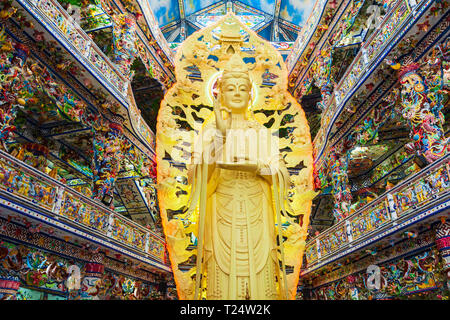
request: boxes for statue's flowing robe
[186,119,291,300]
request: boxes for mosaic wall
[310,248,445,300]
[0,149,165,263]
[30,0,128,96]
[0,239,169,300]
[305,156,449,265]
[0,158,57,212]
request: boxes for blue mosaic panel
[185,0,218,16]
[239,0,275,15]
[195,3,266,30]
[149,0,181,26]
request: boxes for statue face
[220,76,251,112]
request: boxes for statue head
[218,53,251,113]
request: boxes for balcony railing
[15,0,157,151]
[313,0,433,161]
[304,154,450,270]
[22,0,129,99]
[0,149,166,264]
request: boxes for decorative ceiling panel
[152,0,315,57]
[185,0,219,16]
[194,2,227,28]
[279,0,315,26]
[239,0,275,15]
[195,2,266,30]
[148,0,181,26]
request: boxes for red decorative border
[436,236,450,251]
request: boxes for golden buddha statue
[156,13,315,300]
[183,53,291,300]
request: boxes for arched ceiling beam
[167,27,181,42]
[178,0,186,19]
[177,0,186,41]
[279,26,294,41]
[186,20,200,31]
[271,0,282,41]
[161,20,180,34]
[278,19,302,34]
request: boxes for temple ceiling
[149,0,314,59]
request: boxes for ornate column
[327,148,353,222]
[398,57,448,163]
[92,114,126,207]
[111,13,138,79]
[435,220,450,289]
[312,50,334,111]
[81,252,105,300]
[308,0,366,111]
[0,41,33,150]
[0,242,22,300]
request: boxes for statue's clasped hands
[217,155,260,174]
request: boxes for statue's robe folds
[187,120,291,300]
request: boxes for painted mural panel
[0,240,169,300]
[311,249,439,300]
[58,192,109,234]
[305,243,318,263]
[147,235,166,262]
[0,159,57,211]
[31,0,127,95]
[427,164,450,194]
[319,225,347,257]
[35,0,91,56]
[365,0,410,61]
[394,185,416,215]
[350,201,391,241]
[305,158,449,264]
[111,216,146,250]
[394,163,449,216]
[285,0,327,70]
